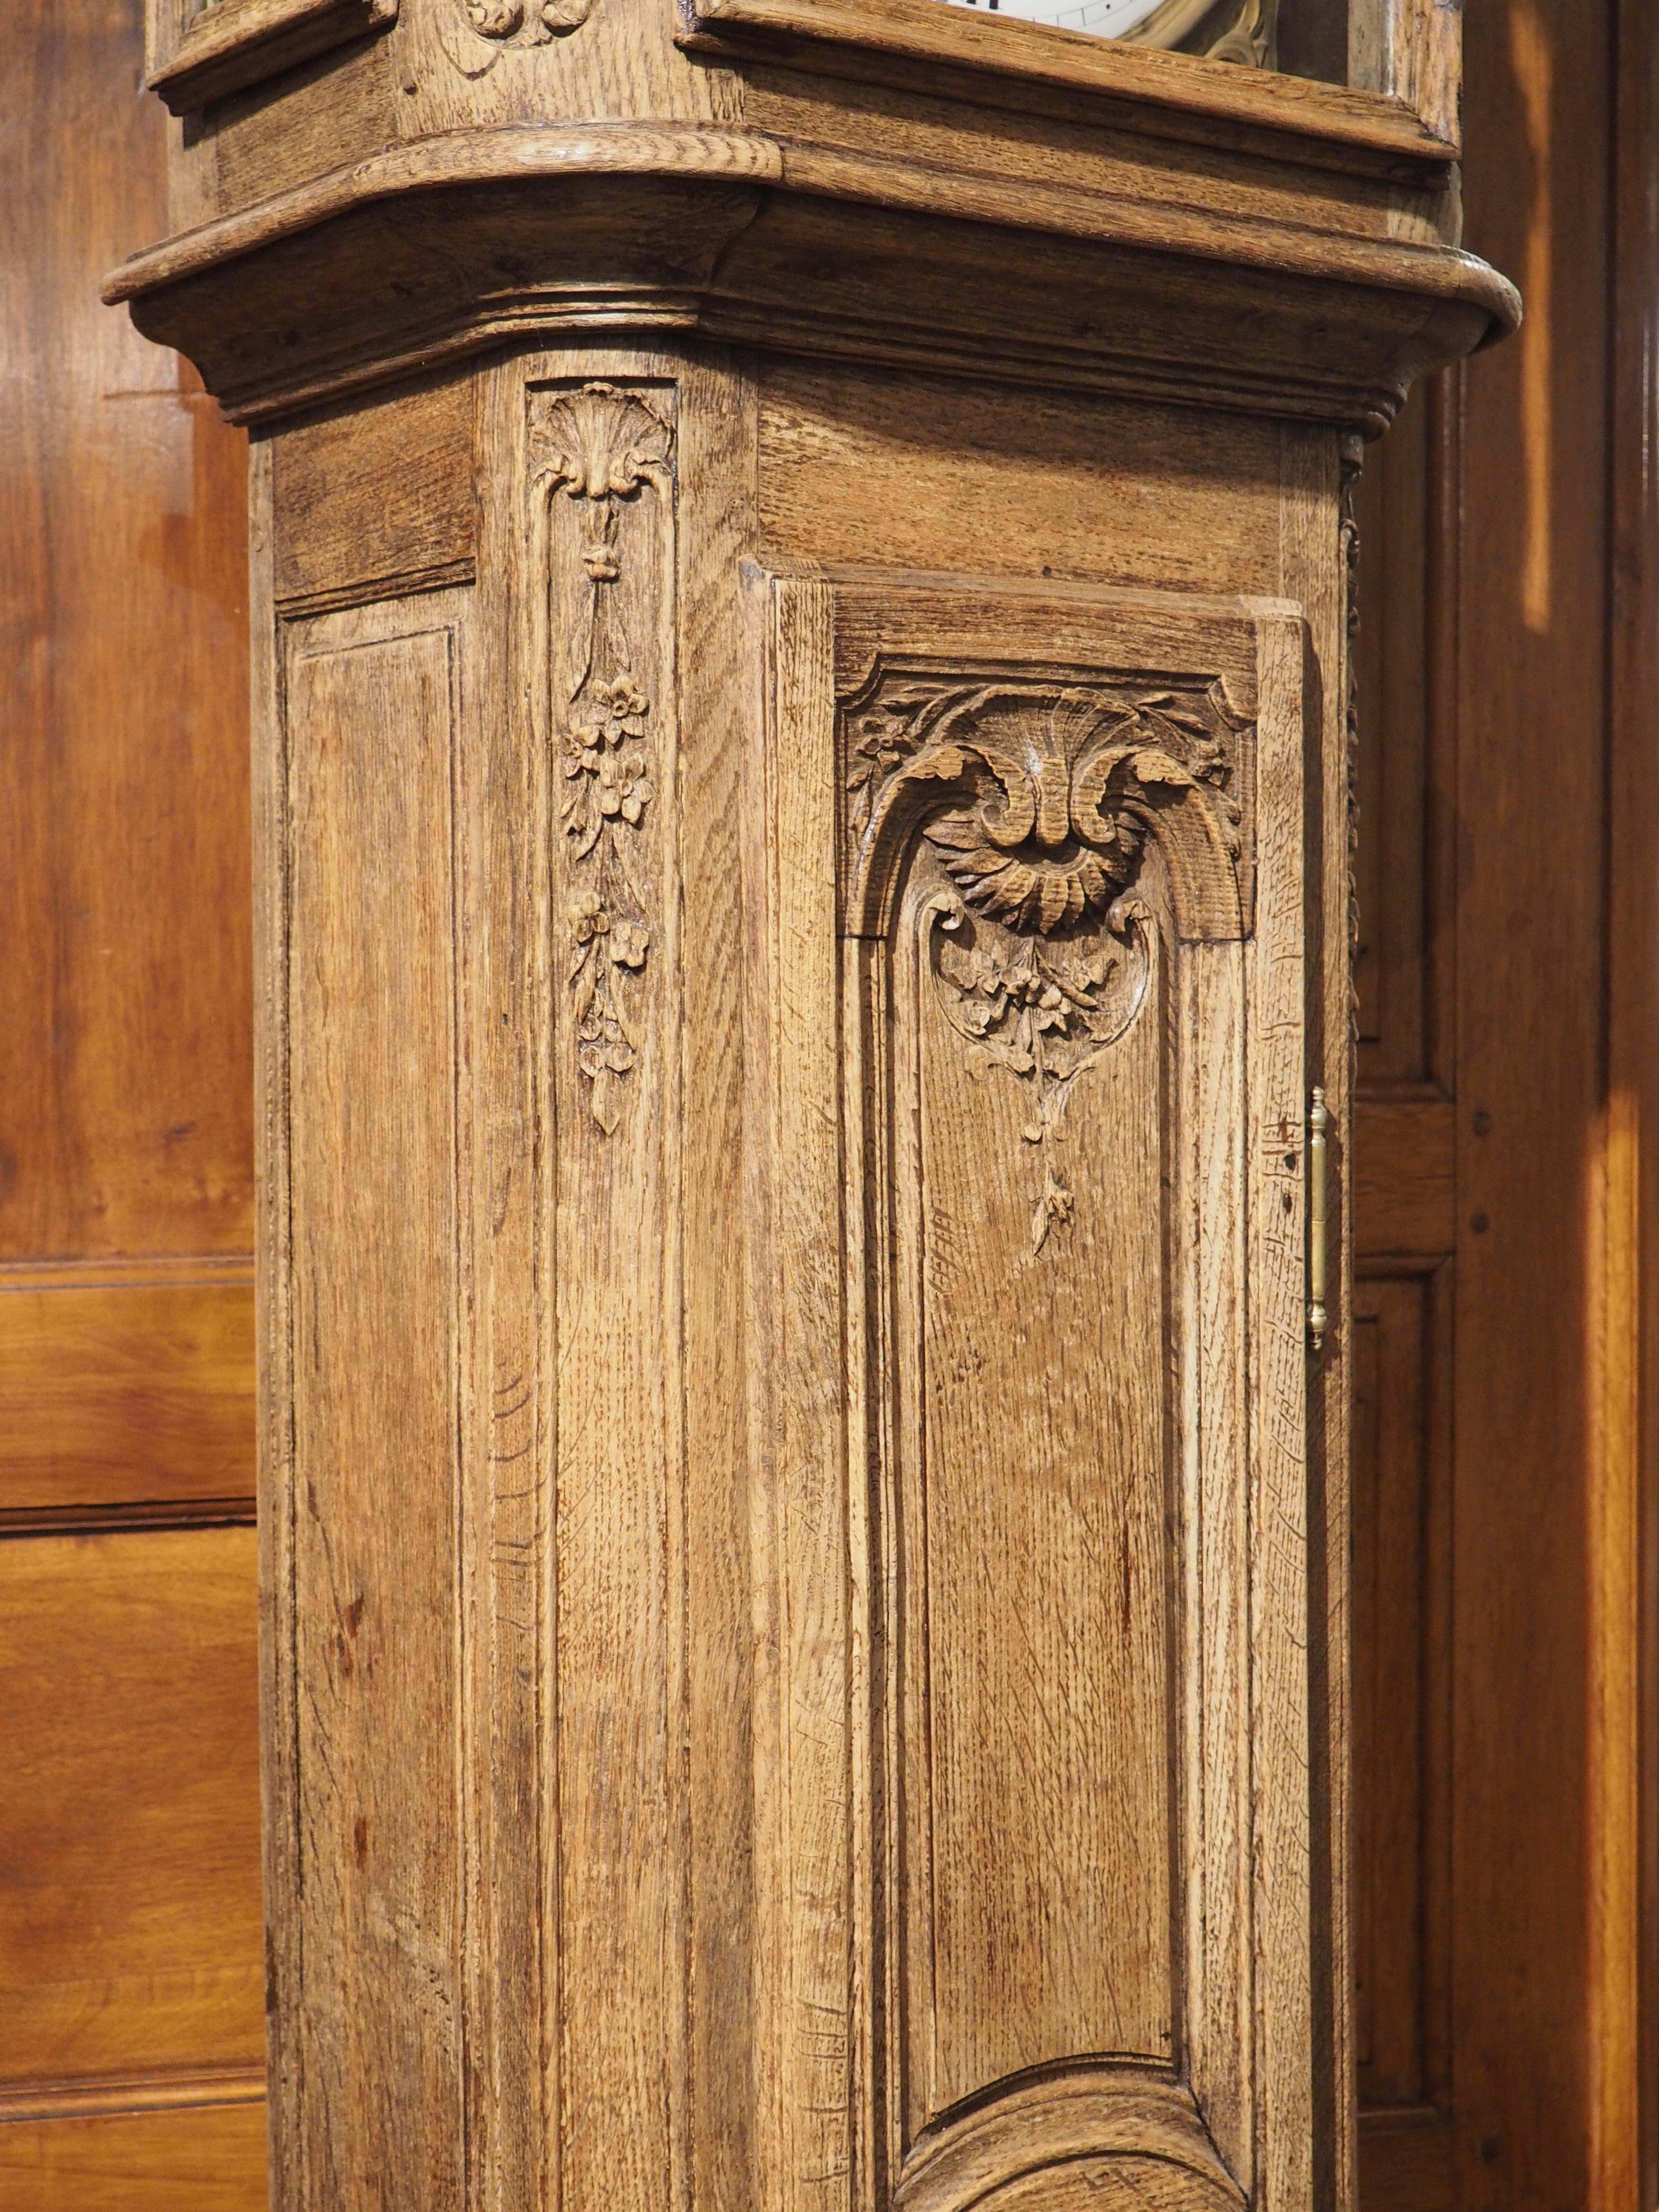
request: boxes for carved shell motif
[845,677,1248,940]
[845,672,1250,1254]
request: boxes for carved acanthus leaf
[846,675,1249,941]
[533,382,674,1136]
[849,670,1247,1254]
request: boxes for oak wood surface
[104,7,1523,2212]
[146,0,397,116]
[682,0,1457,162]
[284,596,469,2206]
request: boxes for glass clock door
[943,0,1175,31]
[939,0,1289,67]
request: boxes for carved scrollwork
[532,382,674,1135]
[845,674,1251,942]
[846,671,1250,1253]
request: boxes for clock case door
[751,570,1320,2212]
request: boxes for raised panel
[0,1529,264,2085]
[905,869,1174,2108]
[755,569,1317,2212]
[282,599,467,2209]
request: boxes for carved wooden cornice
[105,10,1516,430]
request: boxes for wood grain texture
[911,893,1173,2105]
[104,4,1514,435]
[147,0,397,115]
[270,373,475,611]
[0,1530,264,2086]
[110,1,1517,2200]
[0,1263,254,1515]
[1350,1102,1454,1258]
[0,2103,268,2212]
[5,0,267,2194]
[284,596,468,2208]
[2,0,252,1268]
[757,565,1322,2209]
[536,372,688,2212]
[685,0,1455,162]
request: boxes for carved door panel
[751,573,1319,2212]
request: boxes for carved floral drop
[533,382,674,1134]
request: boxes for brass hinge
[1308,1086,1329,1354]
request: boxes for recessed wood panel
[0,1263,254,1516]
[285,602,465,2210]
[907,863,1175,2113]
[1350,1270,1450,2118]
[0,1529,264,2085]
[1351,1103,1454,1259]
[0,2102,268,2212]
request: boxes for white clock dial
[942,0,1172,34]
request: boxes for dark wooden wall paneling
[1351,4,1659,2208]
[0,0,264,2200]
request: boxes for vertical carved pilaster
[531,381,674,1132]
[528,370,687,2212]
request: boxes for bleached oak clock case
[105,6,1517,2212]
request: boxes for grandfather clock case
[108,5,1516,2209]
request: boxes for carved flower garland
[535,383,673,1135]
[562,678,654,1131]
[931,901,1150,1252]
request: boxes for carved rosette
[532,381,674,1134]
[845,675,1250,1250]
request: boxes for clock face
[942,0,1170,33]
